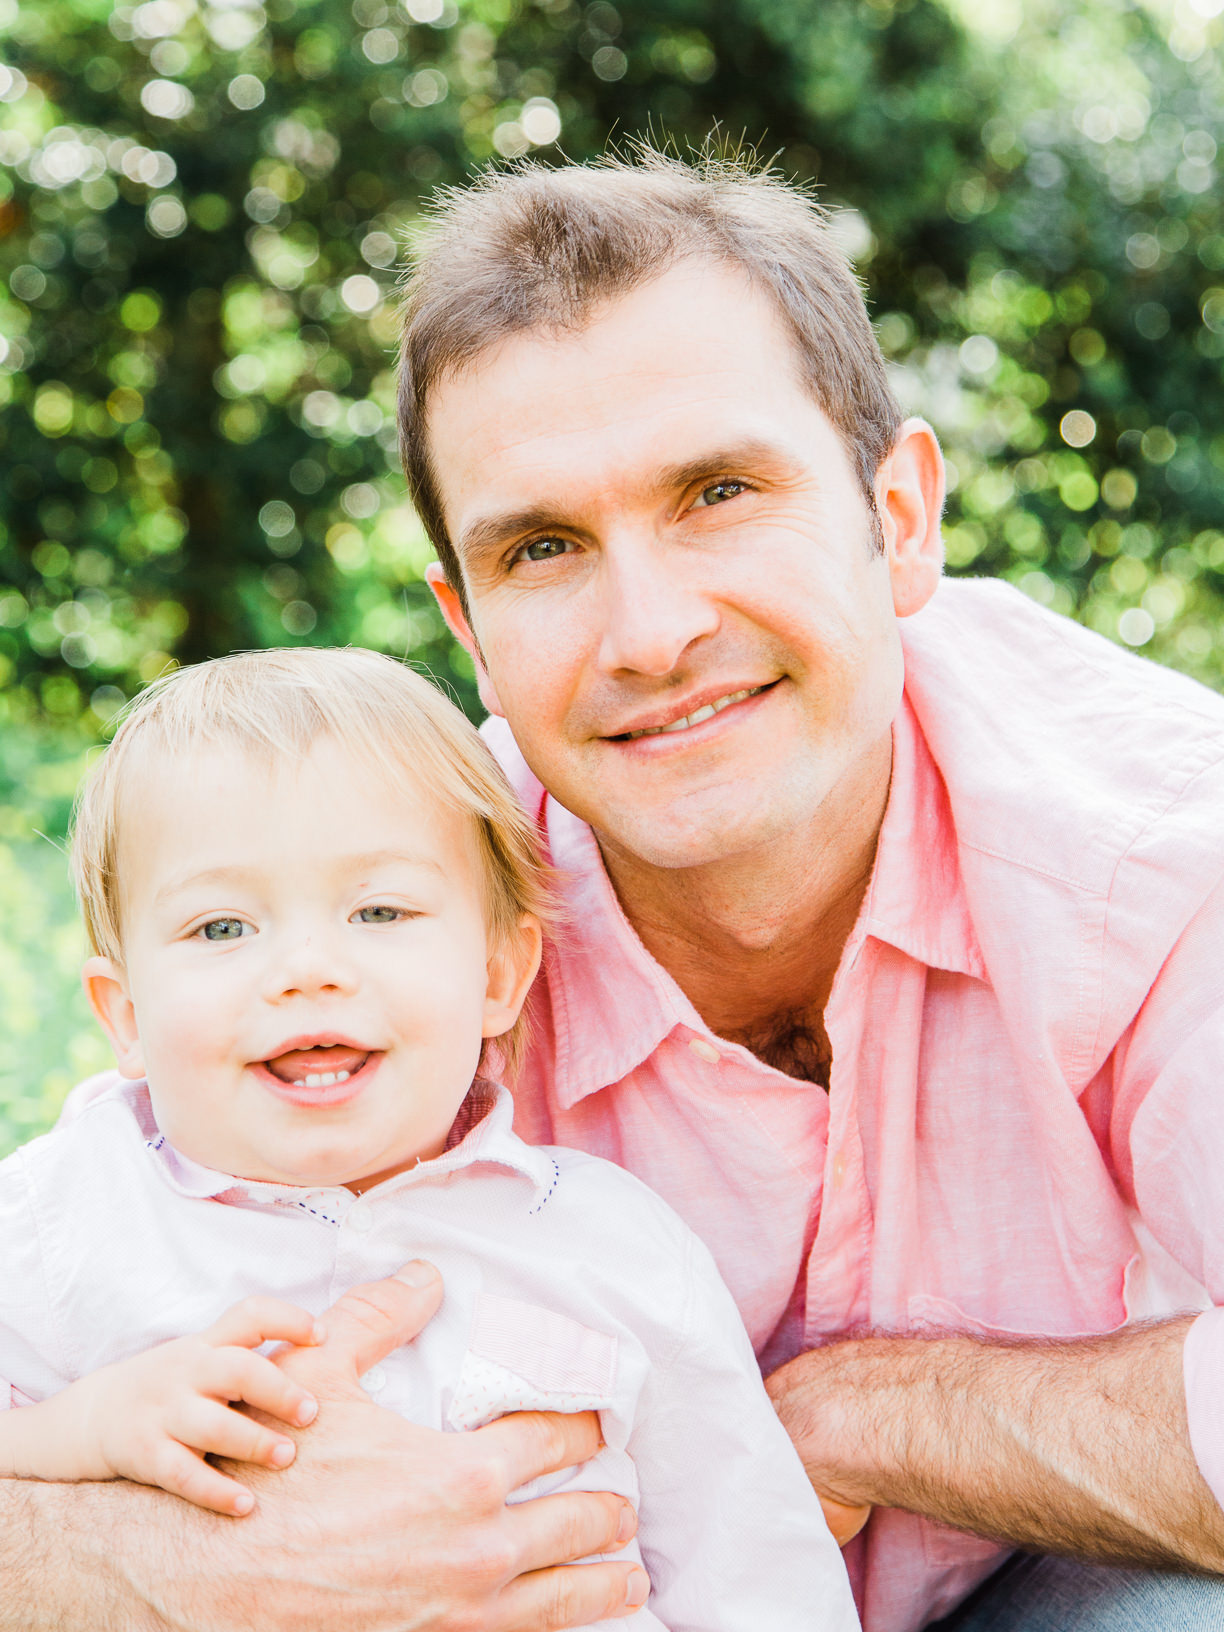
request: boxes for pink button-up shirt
[487,576,1224,1632]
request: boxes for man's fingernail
[624,1569,649,1609]
[395,1261,438,1288]
[615,1503,637,1545]
[296,1396,318,1426]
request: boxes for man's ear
[425,563,506,718]
[83,956,146,1080]
[481,914,543,1041]
[875,418,946,619]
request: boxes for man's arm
[767,1314,1224,1571]
[0,1266,647,1632]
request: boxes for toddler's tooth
[335,1070,351,1083]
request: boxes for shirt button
[347,1200,373,1232]
[832,1153,847,1188]
[688,1037,721,1065]
[361,1366,387,1393]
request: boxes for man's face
[427,260,942,872]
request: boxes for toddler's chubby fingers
[198,1346,319,1429]
[169,1396,298,1473]
[201,1296,325,1352]
[145,1438,258,1518]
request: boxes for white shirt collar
[112,1077,557,1210]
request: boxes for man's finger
[473,1409,604,1495]
[495,1562,651,1631]
[501,1486,637,1575]
[276,1263,443,1394]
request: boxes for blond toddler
[0,648,858,1631]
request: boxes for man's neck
[596,735,893,1076]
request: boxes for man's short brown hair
[397,144,902,607]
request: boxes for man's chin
[592,798,801,875]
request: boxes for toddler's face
[85,734,538,1190]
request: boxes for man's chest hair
[724,1009,831,1090]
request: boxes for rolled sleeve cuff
[1184,1307,1224,1509]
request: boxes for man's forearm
[0,1476,177,1631]
[767,1315,1224,1572]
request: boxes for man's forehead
[425,267,826,533]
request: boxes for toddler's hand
[3,1297,323,1516]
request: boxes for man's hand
[0,1262,647,1632]
[766,1317,1224,1572]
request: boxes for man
[5,150,1224,1631]
[405,151,1224,1629]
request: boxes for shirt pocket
[446,1292,619,1433]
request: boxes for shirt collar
[543,801,706,1110]
[856,691,986,982]
[539,686,984,1111]
[133,1079,557,1209]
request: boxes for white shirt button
[346,1200,373,1232]
[688,1037,721,1065]
[361,1365,387,1393]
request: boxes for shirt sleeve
[626,1231,860,1632]
[1111,872,1224,1510]
[0,1147,71,1406]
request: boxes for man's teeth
[625,686,764,740]
[291,1070,352,1088]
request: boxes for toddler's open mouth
[263,1044,371,1089]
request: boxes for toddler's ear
[83,957,146,1080]
[482,914,543,1040]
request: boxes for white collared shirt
[0,1076,858,1632]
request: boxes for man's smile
[607,681,778,742]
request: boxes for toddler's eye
[199,918,249,942]
[353,905,401,924]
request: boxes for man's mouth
[616,684,770,741]
[263,1044,371,1089]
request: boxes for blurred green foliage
[3,0,1224,1147]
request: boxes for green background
[3,0,1224,1153]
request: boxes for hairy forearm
[0,1476,174,1631]
[768,1316,1224,1572]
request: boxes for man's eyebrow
[456,504,578,567]
[652,440,798,495]
[454,439,796,566]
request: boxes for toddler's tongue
[265,1045,369,1083]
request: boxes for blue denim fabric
[927,1553,1224,1631]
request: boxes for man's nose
[595,534,721,677]
[263,928,359,1002]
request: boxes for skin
[423,259,1224,1573]
[84,738,541,1188]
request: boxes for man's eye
[517,537,571,563]
[693,480,747,508]
[353,905,402,924]
[199,919,249,942]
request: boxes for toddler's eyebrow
[153,850,444,904]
